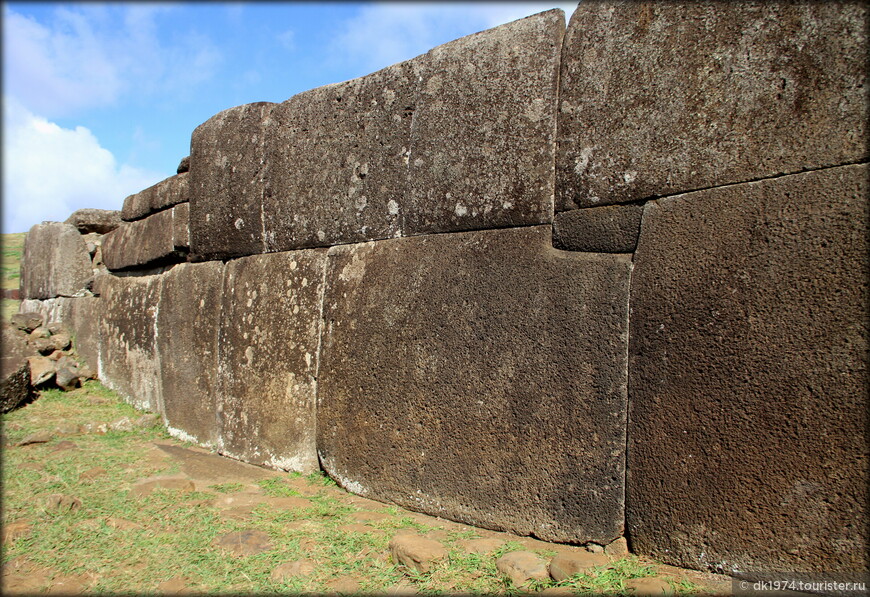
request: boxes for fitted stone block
[121,173,190,222]
[318,226,630,543]
[405,10,563,234]
[64,297,100,373]
[64,208,122,234]
[553,205,643,253]
[158,261,223,446]
[263,59,423,250]
[20,222,93,300]
[189,102,274,260]
[102,204,189,271]
[98,273,164,412]
[217,249,327,472]
[628,165,868,574]
[557,2,868,210]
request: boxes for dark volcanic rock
[20,222,93,300]
[11,313,43,333]
[553,205,644,253]
[317,226,630,543]
[102,204,189,271]
[64,209,122,234]
[556,2,868,210]
[121,173,190,222]
[177,155,190,174]
[628,165,868,574]
[1,357,33,413]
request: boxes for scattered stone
[109,417,134,432]
[11,313,43,333]
[55,367,82,391]
[47,350,64,361]
[30,326,51,339]
[548,552,610,582]
[213,492,269,509]
[2,521,32,544]
[496,551,550,586]
[270,559,316,582]
[86,396,109,405]
[389,534,447,574]
[64,208,122,234]
[624,577,674,596]
[539,587,576,596]
[459,537,505,554]
[1,356,34,413]
[106,517,143,531]
[79,467,106,481]
[81,422,108,434]
[586,542,604,553]
[27,356,56,386]
[45,494,82,512]
[51,440,78,452]
[385,581,419,595]
[338,523,376,535]
[16,430,53,446]
[326,576,361,595]
[605,536,629,556]
[50,333,71,351]
[350,510,392,523]
[156,576,193,594]
[213,529,274,557]
[217,506,254,521]
[77,364,96,381]
[33,338,56,355]
[130,475,195,497]
[55,422,82,435]
[46,322,65,335]
[135,413,161,428]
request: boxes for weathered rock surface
[11,313,43,333]
[405,9,563,235]
[177,155,190,174]
[189,102,274,260]
[496,551,549,586]
[64,209,122,234]
[214,529,273,557]
[1,357,33,413]
[130,475,195,497]
[553,205,643,253]
[217,249,326,472]
[27,356,56,386]
[318,226,630,543]
[121,173,190,222]
[157,261,223,445]
[102,204,189,271]
[45,494,82,512]
[20,222,93,299]
[389,535,447,573]
[628,165,868,574]
[548,552,609,581]
[557,2,868,210]
[624,578,674,596]
[270,560,316,582]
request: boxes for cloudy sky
[2,1,577,234]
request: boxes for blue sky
[2,1,577,234]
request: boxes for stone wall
[17,2,867,580]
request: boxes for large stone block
[317,226,631,543]
[98,273,164,412]
[405,9,563,235]
[64,297,101,373]
[157,261,223,446]
[627,165,868,574]
[216,249,327,472]
[64,208,122,234]
[262,59,422,251]
[552,205,643,253]
[557,2,868,210]
[102,204,189,271]
[20,222,93,300]
[189,102,274,260]
[121,173,190,221]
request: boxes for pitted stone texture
[121,173,190,221]
[98,273,164,413]
[553,205,643,253]
[318,226,630,543]
[263,59,422,251]
[628,165,868,574]
[64,209,121,234]
[189,102,274,260]
[217,249,326,472]
[158,262,223,446]
[62,298,100,373]
[102,205,189,271]
[406,10,563,234]
[557,2,868,210]
[20,223,93,300]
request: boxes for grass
[2,383,706,595]
[2,232,25,320]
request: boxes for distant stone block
[553,205,643,253]
[405,9,563,235]
[557,2,868,210]
[102,204,189,271]
[158,261,223,446]
[216,249,327,472]
[64,209,122,234]
[20,222,93,300]
[318,226,630,543]
[189,102,274,260]
[628,165,868,574]
[121,173,190,222]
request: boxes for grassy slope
[2,232,26,321]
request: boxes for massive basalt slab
[405,10,563,234]
[557,2,868,210]
[121,173,190,222]
[20,222,93,300]
[628,165,868,574]
[157,261,223,446]
[317,226,630,543]
[552,205,643,253]
[64,297,100,373]
[189,102,274,260]
[263,59,422,250]
[102,204,189,271]
[216,249,326,472]
[98,273,164,412]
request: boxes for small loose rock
[45,494,82,513]
[624,577,674,596]
[605,536,629,556]
[389,534,447,573]
[16,430,53,446]
[131,475,195,497]
[496,551,549,586]
[270,559,316,582]
[214,529,273,557]
[549,551,610,582]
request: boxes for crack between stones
[311,251,331,472]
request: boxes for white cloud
[2,98,163,234]
[330,2,578,73]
